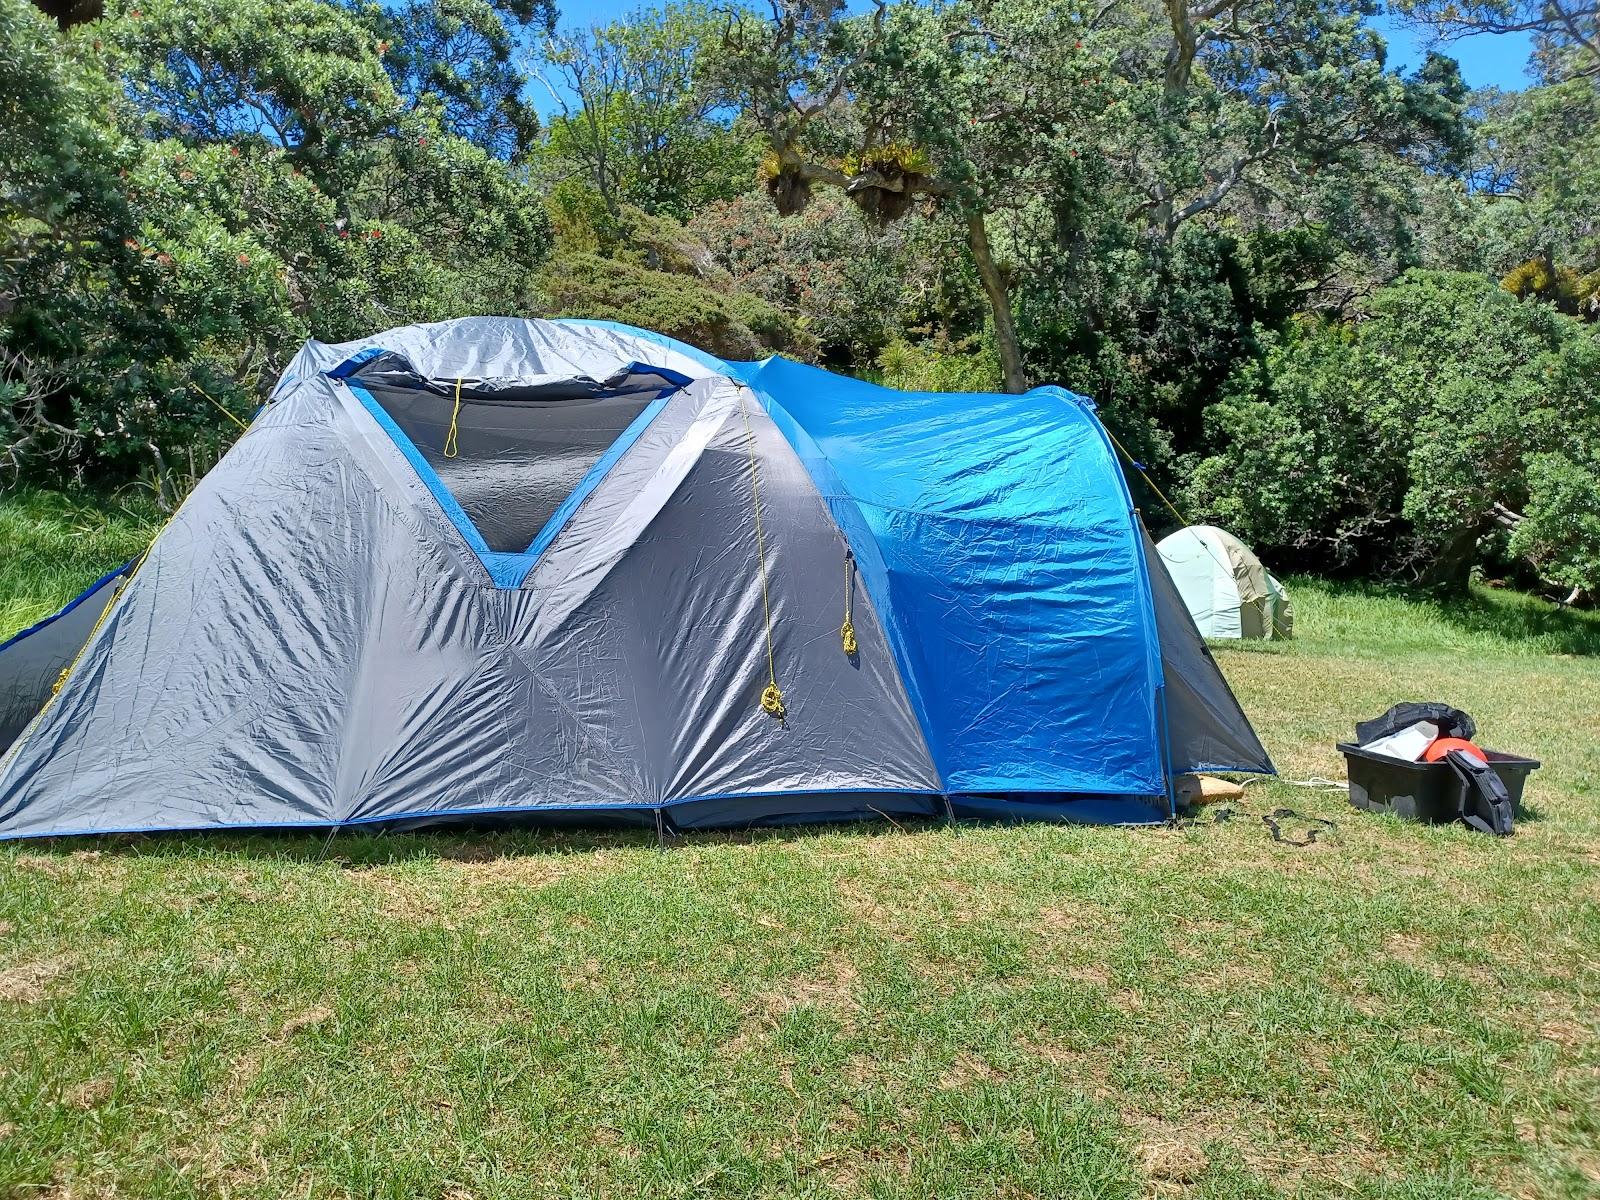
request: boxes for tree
[29,0,100,29]
[539,248,802,360]
[108,0,405,194]
[688,191,966,364]
[106,0,553,309]
[1,0,552,491]
[1392,0,1599,79]
[713,0,1467,395]
[1121,1,1462,238]
[1396,0,1599,319]
[1505,329,1600,599]
[1467,76,1600,310]
[714,0,1116,393]
[534,4,759,223]
[364,0,552,162]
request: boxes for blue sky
[545,2,1536,100]
[1368,14,1534,89]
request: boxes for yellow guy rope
[49,582,120,699]
[840,550,858,656]
[737,389,785,719]
[1102,422,1187,530]
[1101,420,1247,593]
[7,385,261,773]
[195,383,250,432]
[49,496,175,698]
[443,376,463,458]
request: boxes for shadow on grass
[1205,638,1289,656]
[11,794,1534,861]
[1431,586,1600,656]
[1278,574,1600,657]
[12,813,967,867]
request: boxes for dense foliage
[1187,273,1600,593]
[2,0,1598,596]
[0,0,554,496]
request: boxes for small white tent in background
[1155,525,1293,640]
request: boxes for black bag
[1356,702,1476,746]
[1441,749,1515,836]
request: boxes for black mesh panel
[361,381,658,553]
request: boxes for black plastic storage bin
[1338,743,1540,825]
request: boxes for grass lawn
[1,489,1598,1198]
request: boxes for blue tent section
[740,357,1166,800]
[0,318,1271,840]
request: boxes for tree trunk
[1162,0,1197,99]
[1417,526,1479,593]
[965,212,1027,394]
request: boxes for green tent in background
[1155,525,1293,641]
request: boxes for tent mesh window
[356,373,675,553]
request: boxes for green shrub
[541,253,773,360]
[0,0,553,487]
[690,193,955,364]
[1186,271,1600,592]
[875,333,1001,393]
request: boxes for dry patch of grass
[760,957,861,1019]
[0,953,73,1003]
[63,1079,114,1110]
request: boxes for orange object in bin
[1424,736,1487,765]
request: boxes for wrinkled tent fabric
[1155,525,1290,640]
[0,318,1272,840]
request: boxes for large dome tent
[0,318,1272,839]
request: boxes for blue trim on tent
[343,369,687,589]
[0,788,1169,841]
[345,382,532,586]
[0,560,135,657]
[613,361,695,392]
[327,346,388,379]
[327,335,721,588]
